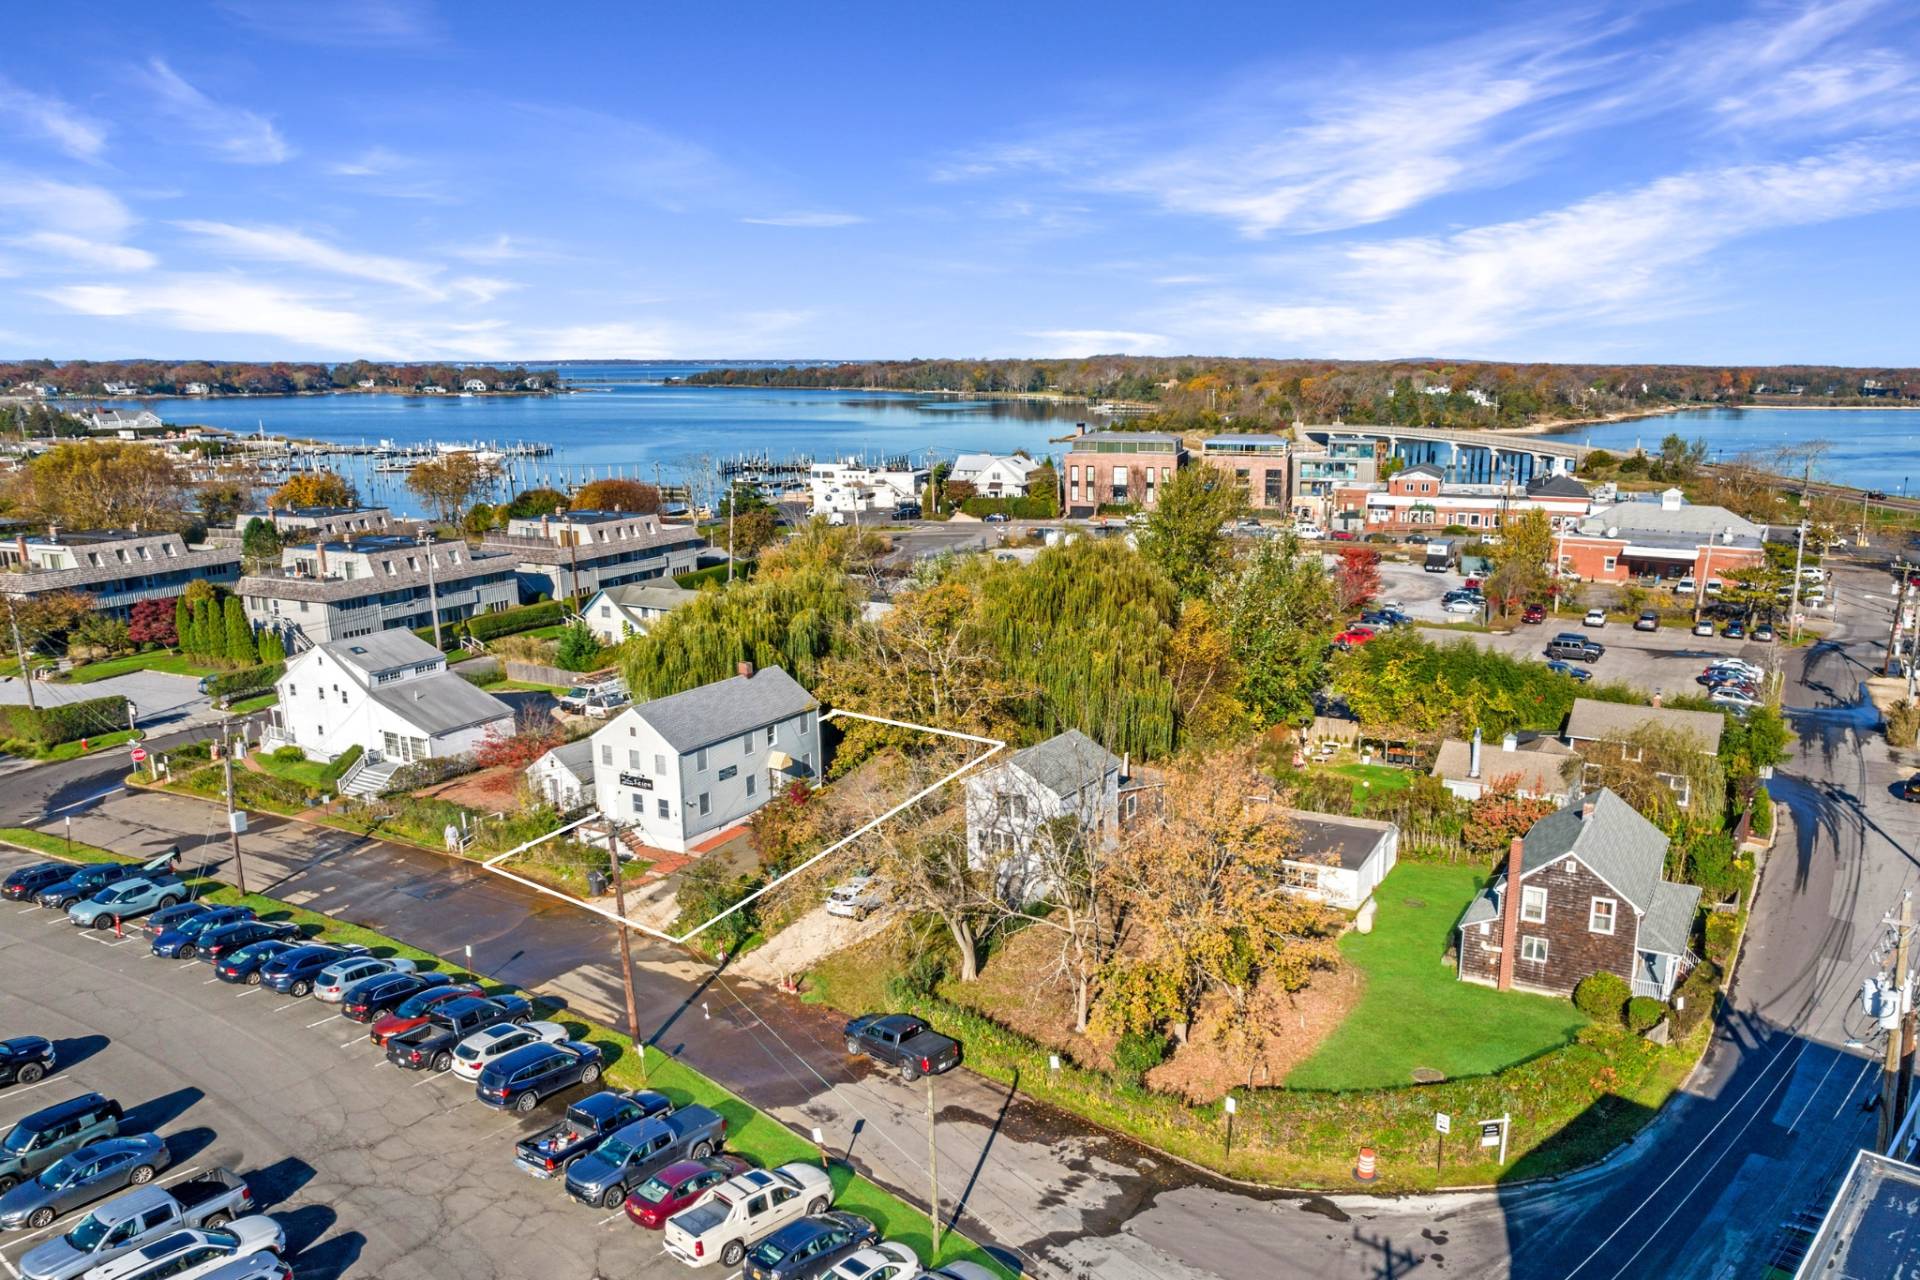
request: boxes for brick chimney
[736,660,754,680]
[1582,797,1595,820]
[13,534,25,563]
[1497,835,1524,992]
[317,542,329,576]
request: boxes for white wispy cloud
[0,179,134,240]
[12,232,155,272]
[0,77,106,160]
[1177,146,1920,356]
[1026,328,1171,357]
[216,0,443,49]
[327,145,410,177]
[174,220,441,295]
[740,211,867,228]
[137,59,291,164]
[42,275,378,351]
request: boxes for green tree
[1215,535,1334,725]
[189,599,215,658]
[1486,507,1555,617]
[257,630,286,665]
[222,596,257,665]
[1136,465,1246,599]
[240,517,282,565]
[554,621,605,672]
[505,487,569,518]
[173,597,193,655]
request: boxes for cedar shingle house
[1457,788,1700,1000]
[1563,698,1724,811]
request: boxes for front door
[1637,950,1669,997]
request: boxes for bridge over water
[1298,423,1591,486]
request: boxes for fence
[504,659,614,688]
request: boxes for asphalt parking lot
[0,849,732,1280]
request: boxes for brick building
[1456,788,1699,1000]
[1197,435,1290,510]
[1553,488,1767,584]
[1330,467,1593,536]
[1062,432,1186,515]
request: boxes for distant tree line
[0,359,561,397]
[680,357,1920,429]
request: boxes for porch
[1632,947,1696,1000]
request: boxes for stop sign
[130,746,148,763]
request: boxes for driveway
[0,670,214,729]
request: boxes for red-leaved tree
[128,597,178,648]
[1333,546,1382,613]
[473,720,566,770]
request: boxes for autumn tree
[1485,507,1555,617]
[1566,723,1726,837]
[506,487,570,518]
[731,508,780,559]
[1101,749,1341,1043]
[1332,545,1381,613]
[980,810,1127,1033]
[128,598,176,649]
[271,469,357,509]
[8,441,192,531]
[1462,785,1561,855]
[1136,465,1246,599]
[572,478,661,513]
[406,453,501,524]
[1165,598,1248,744]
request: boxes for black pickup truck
[513,1089,674,1179]
[843,1013,961,1082]
[385,994,533,1071]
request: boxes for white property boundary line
[480,708,1005,945]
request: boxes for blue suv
[477,1041,603,1112]
[259,944,368,997]
[150,906,256,959]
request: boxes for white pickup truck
[662,1162,834,1268]
[18,1171,264,1280]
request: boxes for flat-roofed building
[480,509,703,604]
[1290,440,1380,526]
[1061,432,1187,516]
[0,528,240,619]
[239,506,399,538]
[1198,435,1290,510]
[240,534,517,648]
[1554,488,1768,584]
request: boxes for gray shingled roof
[1518,788,1669,912]
[481,522,701,567]
[535,737,595,782]
[1286,809,1394,870]
[1004,729,1124,799]
[319,629,442,675]
[368,672,515,736]
[2,544,240,594]
[1577,498,1765,541]
[238,548,512,603]
[1526,474,1591,499]
[602,584,699,612]
[1640,881,1701,956]
[1399,463,1445,479]
[1431,735,1574,797]
[629,666,816,753]
[1564,698,1724,753]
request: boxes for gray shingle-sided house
[1563,698,1723,810]
[526,738,595,812]
[0,529,240,621]
[240,535,518,648]
[964,728,1152,898]
[1457,788,1700,1000]
[479,510,704,604]
[589,663,820,854]
[581,583,700,645]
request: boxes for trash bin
[587,869,609,897]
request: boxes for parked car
[475,1041,604,1112]
[0,1133,171,1231]
[580,691,629,718]
[1521,604,1546,624]
[742,1212,879,1280]
[1676,577,1697,594]
[1293,524,1326,541]
[983,513,1009,524]
[1333,625,1375,649]
[1545,660,1593,682]
[1545,635,1603,662]
[450,1021,567,1082]
[565,1106,728,1209]
[1330,530,1355,541]
[824,876,884,921]
[384,995,533,1071]
[824,1243,922,1280]
[1753,623,1776,642]
[1633,611,1659,632]
[340,971,455,1023]
[0,1094,122,1194]
[842,1014,961,1082]
[197,921,301,968]
[310,956,416,1004]
[1403,533,1430,544]
[624,1156,752,1230]
[663,1163,836,1269]
[1707,658,1765,681]
[16,1171,254,1280]
[66,876,187,929]
[1582,608,1608,628]
[259,944,370,998]
[35,865,138,912]
[369,984,483,1046]
[78,1221,286,1280]
[1442,597,1481,616]
[1692,619,1715,636]
[151,907,256,960]
[0,1038,55,1088]
[515,1090,674,1180]
[141,902,212,939]
[2,865,76,904]
[213,940,300,986]
[1709,687,1762,710]
[557,683,622,714]
[1901,774,1920,803]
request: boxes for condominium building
[1329,468,1594,535]
[479,510,704,603]
[807,461,928,516]
[1197,435,1290,510]
[1061,432,1187,516]
[0,528,240,619]
[239,534,517,647]
[238,505,400,538]
[1290,441,1380,525]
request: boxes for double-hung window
[1589,897,1617,935]
[1520,885,1548,924]
[1520,936,1549,963]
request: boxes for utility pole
[605,826,645,1086]
[1884,893,1914,1152]
[1787,520,1809,642]
[1886,570,1912,679]
[220,720,249,896]
[926,1075,941,1251]
[727,483,736,584]
[4,594,35,710]
[421,532,443,651]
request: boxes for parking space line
[202,977,222,984]
[305,1012,343,1028]
[595,1209,624,1226]
[43,916,67,926]
[234,987,260,997]
[410,1068,453,1087]
[175,960,198,969]
[272,999,303,1011]
[0,1076,63,1109]
[14,905,38,914]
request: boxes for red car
[1463,577,1482,590]
[1334,625,1376,649]
[1522,604,1546,624]
[369,983,482,1046]
[623,1155,752,1229]
[1330,530,1357,541]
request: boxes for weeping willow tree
[961,538,1182,759]
[618,563,860,698]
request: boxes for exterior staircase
[339,753,402,799]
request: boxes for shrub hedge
[1574,971,1632,1024]
[206,663,283,700]
[319,744,363,787]
[464,601,566,643]
[0,695,129,746]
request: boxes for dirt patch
[940,925,1121,1070]
[735,902,895,984]
[1146,967,1366,1103]
[416,764,522,810]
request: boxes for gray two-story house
[0,528,240,619]
[239,534,517,648]
[589,663,819,854]
[480,509,704,604]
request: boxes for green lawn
[1287,863,1588,1091]
[1324,762,1413,800]
[227,693,278,714]
[250,750,332,790]
[62,651,222,684]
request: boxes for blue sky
[3,0,1918,363]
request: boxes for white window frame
[1589,897,1617,935]
[1520,885,1548,924]
[1520,935,1549,964]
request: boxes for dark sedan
[368,984,482,1046]
[259,945,367,998]
[624,1155,751,1230]
[197,919,302,966]
[150,907,256,959]
[215,938,300,985]
[2,864,73,903]
[0,1133,171,1231]
[742,1212,879,1280]
[1902,774,1920,803]
[341,971,455,1023]
[476,1041,603,1111]
[0,1037,55,1087]
[142,901,213,939]
[35,865,136,912]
